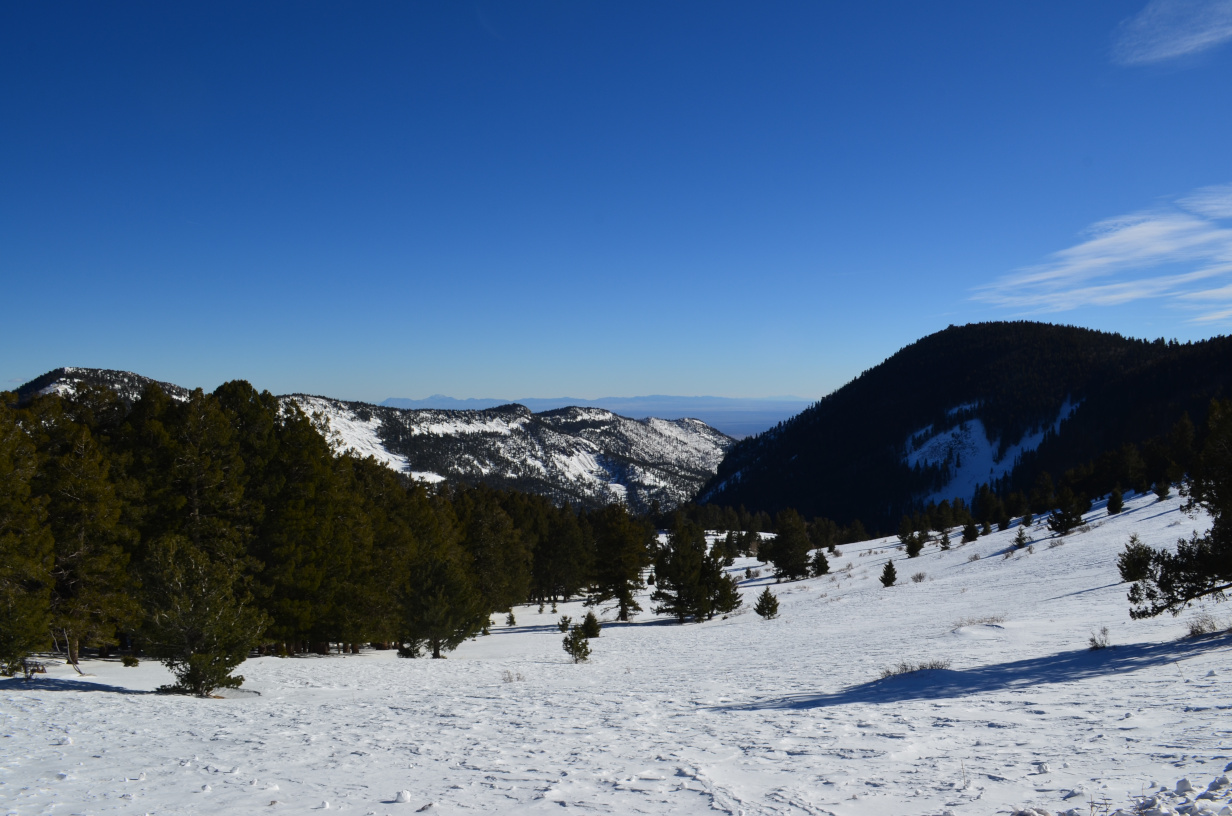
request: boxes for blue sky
[3,2,1231,402]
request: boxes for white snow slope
[4,491,1231,816]
[286,396,733,512]
[906,401,1080,506]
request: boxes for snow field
[2,492,1230,815]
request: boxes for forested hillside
[700,322,1232,531]
[19,369,733,513]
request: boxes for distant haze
[380,396,812,439]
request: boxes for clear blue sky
[4,2,1232,402]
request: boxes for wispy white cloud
[974,183,1232,324]
[1112,0,1232,65]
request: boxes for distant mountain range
[381,395,811,439]
[701,322,1232,531]
[18,368,734,513]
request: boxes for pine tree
[1153,479,1171,500]
[586,505,651,621]
[0,396,53,675]
[1013,525,1029,549]
[712,571,743,616]
[123,387,268,692]
[455,485,531,616]
[30,406,138,665]
[652,519,709,622]
[580,610,601,638]
[1106,487,1124,515]
[1047,487,1084,535]
[769,509,811,581]
[1127,399,1232,617]
[810,547,830,577]
[563,624,590,663]
[142,533,269,696]
[880,560,897,587]
[754,586,778,619]
[961,521,979,543]
[400,550,486,659]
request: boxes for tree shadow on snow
[0,675,153,695]
[719,633,1232,711]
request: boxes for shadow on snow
[718,633,1232,711]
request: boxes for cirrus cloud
[1112,0,1232,65]
[974,183,1232,324]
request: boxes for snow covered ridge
[15,369,733,512]
[906,399,1080,506]
[286,395,734,512]
[5,491,1229,815]
[16,367,191,404]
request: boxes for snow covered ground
[4,492,1231,816]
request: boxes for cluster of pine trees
[0,383,658,694]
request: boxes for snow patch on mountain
[907,399,1079,504]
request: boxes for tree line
[0,382,837,695]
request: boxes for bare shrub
[1026,544,1035,554]
[880,659,951,679]
[955,614,1005,627]
[1089,626,1111,650]
[1047,539,1065,549]
[967,553,980,562]
[1187,613,1222,638]
[911,572,926,583]
[501,670,526,683]
[1002,549,1014,559]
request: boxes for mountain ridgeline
[700,322,1232,531]
[18,369,732,514]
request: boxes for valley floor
[3,492,1231,816]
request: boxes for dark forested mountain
[19,369,732,513]
[700,322,1232,530]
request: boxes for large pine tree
[586,504,651,621]
[0,396,53,675]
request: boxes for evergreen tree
[1126,399,1232,617]
[586,504,651,621]
[880,560,897,587]
[580,610,601,638]
[961,520,979,544]
[142,533,269,696]
[1153,479,1171,500]
[1047,487,1084,535]
[712,571,743,616]
[652,519,709,622]
[808,517,838,552]
[1106,487,1124,515]
[1013,525,1029,549]
[400,545,486,658]
[454,485,531,615]
[562,624,590,662]
[124,387,268,693]
[0,396,53,675]
[34,417,138,664]
[753,586,778,619]
[810,547,830,577]
[768,509,811,581]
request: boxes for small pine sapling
[810,548,830,577]
[1117,533,1153,583]
[557,615,572,633]
[1013,526,1029,549]
[563,625,591,663]
[880,560,897,587]
[754,587,779,620]
[581,611,601,638]
[961,521,979,544]
[1021,511,1034,528]
[506,611,516,626]
[1106,487,1124,515]
[1153,480,1171,500]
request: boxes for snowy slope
[15,369,733,512]
[286,396,732,512]
[905,400,1079,505]
[5,491,1230,816]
